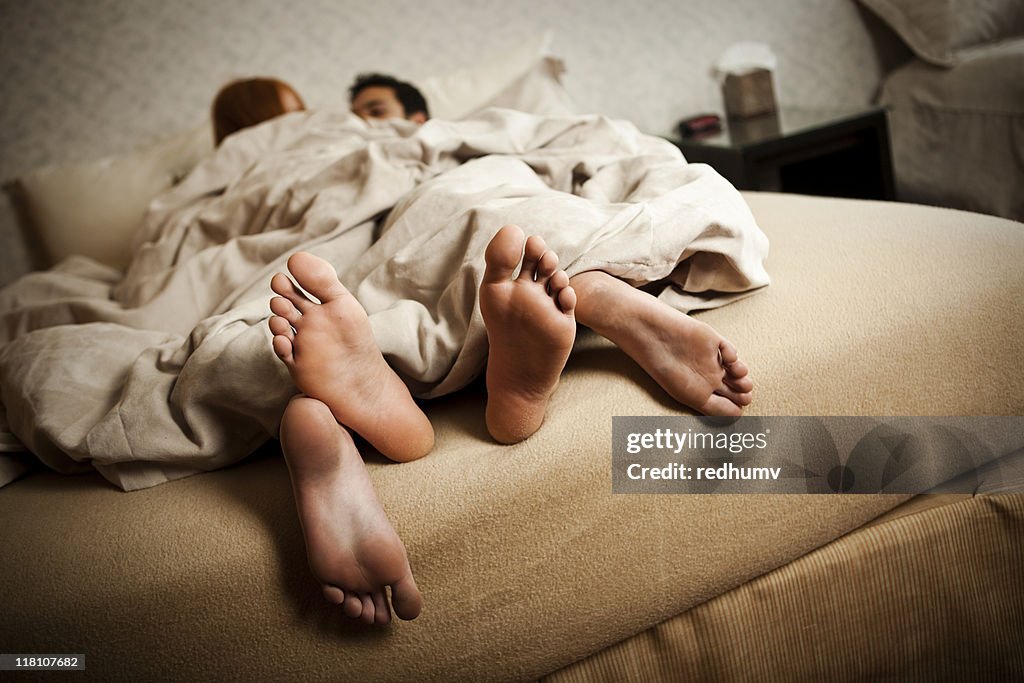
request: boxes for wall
[0,0,896,285]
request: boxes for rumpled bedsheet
[0,108,769,490]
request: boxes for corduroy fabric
[546,494,1024,681]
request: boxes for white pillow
[13,123,213,269]
[858,0,1024,66]
[416,31,574,119]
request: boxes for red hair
[211,78,306,145]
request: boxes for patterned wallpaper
[0,0,899,283]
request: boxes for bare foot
[480,225,577,443]
[268,252,433,462]
[280,396,423,622]
[571,271,753,416]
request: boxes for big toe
[483,224,526,283]
[390,574,423,621]
[287,251,348,303]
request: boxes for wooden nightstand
[669,107,895,200]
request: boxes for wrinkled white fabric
[0,109,769,490]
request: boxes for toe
[390,574,423,621]
[725,389,753,406]
[549,271,575,311]
[556,283,577,315]
[268,315,294,339]
[725,358,749,379]
[271,272,314,313]
[272,334,294,365]
[288,252,348,303]
[483,224,526,283]
[549,270,569,292]
[322,585,345,605]
[270,295,302,324]
[725,373,753,394]
[535,250,559,285]
[718,340,740,366]
[518,235,547,281]
[714,379,753,407]
[700,393,744,417]
[359,594,376,625]
[341,593,363,619]
[372,590,391,625]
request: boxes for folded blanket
[0,109,770,490]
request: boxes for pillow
[858,0,1024,66]
[11,123,213,269]
[416,31,574,119]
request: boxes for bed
[2,39,1023,683]
[2,189,1022,679]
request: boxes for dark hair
[211,77,306,145]
[348,73,430,119]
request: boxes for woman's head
[211,77,306,145]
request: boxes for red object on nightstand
[677,114,722,138]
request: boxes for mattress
[1,192,1021,681]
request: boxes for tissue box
[722,69,777,119]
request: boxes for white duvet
[0,108,769,490]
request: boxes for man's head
[349,73,429,124]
